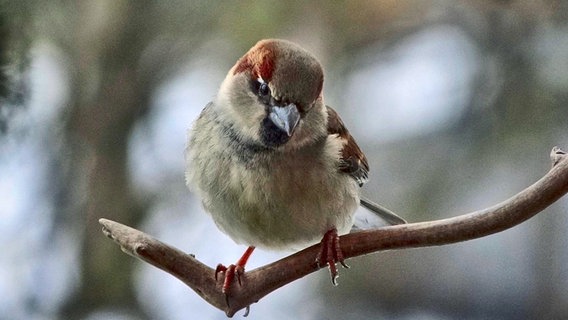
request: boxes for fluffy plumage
[185,39,370,251]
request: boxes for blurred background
[1,1,568,319]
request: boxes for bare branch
[100,147,568,317]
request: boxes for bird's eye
[258,82,270,98]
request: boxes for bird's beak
[268,103,300,137]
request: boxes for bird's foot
[215,263,245,294]
[214,246,255,308]
[316,228,349,285]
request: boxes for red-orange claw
[316,228,349,285]
[222,264,237,294]
[329,260,338,285]
[215,263,227,281]
[214,247,256,301]
[235,265,245,286]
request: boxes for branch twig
[100,147,568,317]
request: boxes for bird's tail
[359,196,407,225]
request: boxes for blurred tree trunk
[0,2,31,133]
[60,2,157,318]
[54,2,215,317]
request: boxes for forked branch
[100,147,568,317]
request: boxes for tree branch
[99,147,568,317]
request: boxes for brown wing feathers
[326,106,369,186]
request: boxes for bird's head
[216,39,328,150]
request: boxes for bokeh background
[1,1,568,319]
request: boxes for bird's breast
[215,141,359,250]
[186,114,359,250]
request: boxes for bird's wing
[326,105,369,187]
[326,106,407,227]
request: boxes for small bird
[185,39,405,296]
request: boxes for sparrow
[185,39,405,297]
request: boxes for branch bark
[99,147,568,317]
